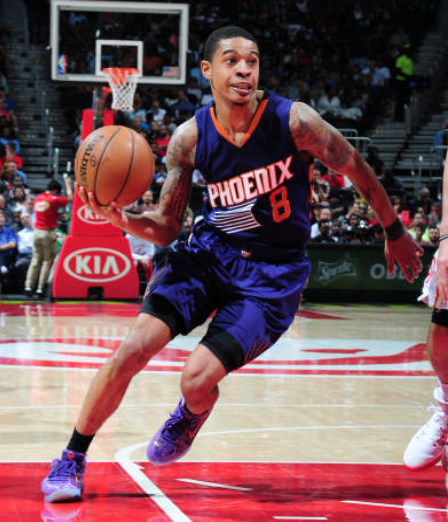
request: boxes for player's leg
[146,243,310,466]
[42,312,172,502]
[403,312,448,471]
[147,343,226,465]
[36,230,57,295]
[76,313,172,435]
[403,250,448,470]
[147,292,302,465]
[25,229,44,293]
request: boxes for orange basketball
[74,125,155,207]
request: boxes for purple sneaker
[147,399,212,465]
[41,450,86,503]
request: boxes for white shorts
[419,249,448,309]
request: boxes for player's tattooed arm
[289,102,395,226]
[156,118,196,236]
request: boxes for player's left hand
[384,232,424,283]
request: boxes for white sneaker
[403,388,448,471]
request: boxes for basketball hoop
[101,67,141,112]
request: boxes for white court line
[115,442,191,522]
[177,478,252,491]
[197,425,423,438]
[0,402,431,410]
[0,363,437,378]
[342,500,448,513]
[274,517,328,520]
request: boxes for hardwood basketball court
[0,300,445,521]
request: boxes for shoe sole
[44,488,82,503]
[403,454,442,472]
[147,445,191,466]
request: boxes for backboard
[50,0,189,85]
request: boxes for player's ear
[201,60,212,81]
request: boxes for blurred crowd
[308,158,441,246]
[0,0,443,296]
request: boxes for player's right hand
[384,231,423,283]
[76,182,125,229]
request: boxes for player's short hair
[47,179,62,193]
[204,26,258,61]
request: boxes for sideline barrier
[304,244,436,303]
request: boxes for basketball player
[42,26,423,502]
[403,151,448,478]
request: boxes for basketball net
[101,67,141,112]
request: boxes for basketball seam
[94,126,122,205]
[112,127,135,204]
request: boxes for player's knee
[432,309,448,328]
[181,368,213,405]
[112,334,156,376]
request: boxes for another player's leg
[42,313,172,502]
[404,312,448,471]
[147,286,303,466]
[147,344,226,465]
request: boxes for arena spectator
[154,124,172,160]
[414,187,434,215]
[177,214,194,242]
[317,86,341,117]
[394,43,414,121]
[24,196,35,225]
[378,167,406,198]
[328,220,343,243]
[0,133,20,154]
[428,201,442,228]
[186,77,202,105]
[432,119,448,160]
[413,223,426,245]
[0,209,16,275]
[11,174,31,197]
[311,164,330,204]
[153,165,167,188]
[370,223,386,244]
[1,160,27,185]
[407,211,430,242]
[170,89,196,120]
[0,94,17,129]
[146,99,166,123]
[311,219,337,243]
[0,141,22,169]
[323,168,346,191]
[133,190,158,213]
[365,205,379,227]
[424,226,440,247]
[391,195,412,227]
[14,211,34,285]
[25,177,73,297]
[6,186,27,216]
[311,204,332,239]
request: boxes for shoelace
[162,409,203,444]
[418,405,448,444]
[49,458,82,481]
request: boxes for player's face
[201,37,259,105]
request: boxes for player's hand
[437,240,448,302]
[384,232,424,283]
[76,182,125,228]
